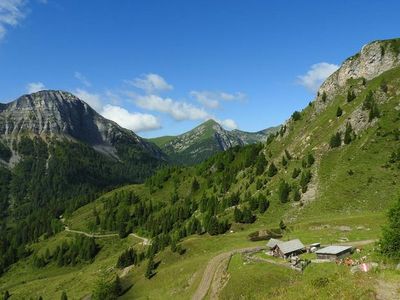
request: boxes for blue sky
[1,0,400,138]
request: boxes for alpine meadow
[1,1,400,300]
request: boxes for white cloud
[218,118,238,130]
[128,73,173,94]
[74,72,91,87]
[132,94,210,121]
[101,104,161,132]
[190,91,246,109]
[74,89,103,111]
[297,62,339,92]
[0,0,26,41]
[27,82,46,93]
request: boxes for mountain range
[149,119,279,164]
[1,38,400,299]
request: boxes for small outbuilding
[315,245,352,260]
[273,239,306,258]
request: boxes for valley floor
[1,210,399,299]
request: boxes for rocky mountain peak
[316,38,400,110]
[0,90,163,160]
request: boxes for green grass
[0,232,143,299]
[147,135,176,147]
[219,253,378,299]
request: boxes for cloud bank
[297,62,339,92]
[0,0,27,40]
[27,82,46,93]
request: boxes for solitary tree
[380,198,400,259]
[329,132,341,148]
[267,162,278,177]
[278,180,291,203]
[344,123,353,144]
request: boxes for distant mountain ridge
[0,90,164,163]
[149,119,279,164]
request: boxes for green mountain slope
[0,91,166,277]
[2,38,400,299]
[149,119,279,164]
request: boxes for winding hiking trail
[191,246,265,300]
[63,223,151,245]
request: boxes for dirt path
[191,246,265,300]
[64,225,151,245]
[335,239,377,247]
[375,279,400,300]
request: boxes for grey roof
[266,238,282,248]
[316,245,352,255]
[276,239,305,255]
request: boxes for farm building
[266,238,282,249]
[315,246,353,260]
[272,239,306,258]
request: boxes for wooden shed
[273,239,305,258]
[315,245,352,260]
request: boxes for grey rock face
[0,90,163,159]
[315,39,400,111]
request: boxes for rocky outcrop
[316,39,400,111]
[0,90,164,160]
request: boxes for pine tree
[145,256,155,279]
[380,79,388,93]
[112,275,122,296]
[258,196,270,213]
[329,132,341,148]
[279,220,287,230]
[347,90,356,102]
[380,198,400,259]
[61,291,68,300]
[293,189,301,202]
[267,162,278,177]
[321,91,327,103]
[292,168,301,179]
[278,180,291,203]
[291,111,301,121]
[344,123,353,144]
[255,154,267,175]
[234,207,242,223]
[307,153,315,167]
[3,291,10,300]
[336,106,343,117]
[281,156,288,167]
[191,178,200,193]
